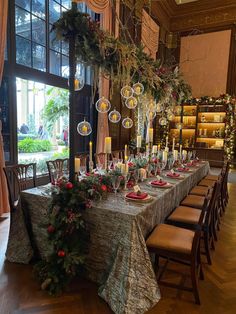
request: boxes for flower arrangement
[34,175,111,295]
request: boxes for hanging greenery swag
[51,7,191,102]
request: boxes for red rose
[57,250,65,257]
[128,162,134,167]
[101,185,107,192]
[47,225,55,233]
[66,182,73,189]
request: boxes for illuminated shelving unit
[169,103,227,166]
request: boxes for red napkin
[167,172,180,178]
[151,180,167,186]
[177,167,189,172]
[126,192,148,200]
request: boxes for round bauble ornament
[120,85,133,99]
[95,97,111,113]
[159,117,167,126]
[109,110,121,123]
[132,82,144,96]
[77,119,92,136]
[125,96,138,109]
[122,117,133,129]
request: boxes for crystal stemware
[111,175,122,203]
[123,172,131,190]
[133,169,140,185]
[96,163,103,175]
[160,160,167,175]
[80,165,86,178]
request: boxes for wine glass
[108,161,113,171]
[133,169,140,185]
[111,175,122,203]
[160,160,167,176]
[123,172,131,190]
[96,163,103,175]
[80,165,86,178]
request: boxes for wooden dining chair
[46,158,69,183]
[3,165,34,263]
[146,207,205,304]
[4,163,36,195]
[166,182,218,265]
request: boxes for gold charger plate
[124,194,153,203]
[148,182,173,188]
[165,174,185,180]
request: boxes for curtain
[75,0,112,153]
[0,0,10,216]
[141,9,160,60]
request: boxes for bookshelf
[169,102,227,166]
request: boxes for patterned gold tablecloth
[10,162,209,314]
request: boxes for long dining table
[9,161,210,314]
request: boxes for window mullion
[46,0,50,73]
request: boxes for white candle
[137,135,142,148]
[152,145,157,154]
[165,147,169,153]
[74,158,80,173]
[162,151,168,161]
[104,137,111,154]
[182,149,187,157]
[89,141,92,162]
[124,144,128,161]
[179,144,182,156]
[121,163,126,175]
[158,144,160,152]
[172,138,175,152]
[149,128,154,143]
[173,150,178,161]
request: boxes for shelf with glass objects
[196,108,226,150]
[169,104,197,149]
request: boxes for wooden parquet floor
[1,183,236,314]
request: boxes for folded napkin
[167,172,180,178]
[126,192,148,199]
[177,167,189,172]
[151,180,167,186]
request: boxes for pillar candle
[179,144,182,156]
[162,151,168,161]
[149,128,153,143]
[137,135,142,148]
[173,150,178,161]
[152,145,157,154]
[89,141,92,162]
[104,137,111,154]
[121,163,126,175]
[165,146,169,153]
[158,144,160,152]
[74,158,80,173]
[172,137,175,151]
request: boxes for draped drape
[75,0,112,153]
[141,9,159,60]
[0,0,10,216]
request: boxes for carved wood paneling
[171,6,236,32]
